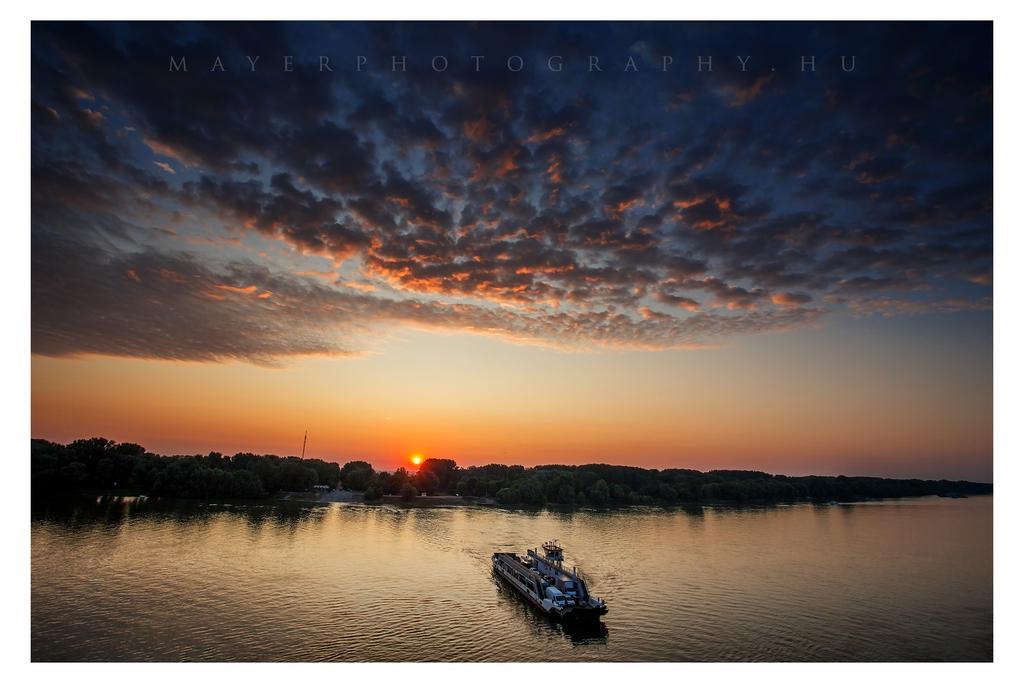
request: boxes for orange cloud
[527,126,566,143]
[214,284,258,295]
[546,155,562,184]
[770,292,813,308]
[80,108,105,127]
[143,137,197,166]
[462,116,490,143]
[724,74,775,107]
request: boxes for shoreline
[280,490,497,507]
[34,489,992,513]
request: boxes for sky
[30,22,993,480]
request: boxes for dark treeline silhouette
[32,437,992,504]
[439,461,991,505]
[31,437,341,499]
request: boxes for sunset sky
[30,22,992,480]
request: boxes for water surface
[31,495,992,661]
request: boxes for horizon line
[30,435,994,485]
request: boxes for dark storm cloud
[31,21,992,363]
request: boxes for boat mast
[300,430,307,459]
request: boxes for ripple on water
[31,496,992,662]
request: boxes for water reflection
[32,495,992,662]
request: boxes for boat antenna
[301,429,307,459]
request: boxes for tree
[387,467,410,494]
[557,483,576,505]
[399,482,419,502]
[363,484,384,502]
[495,487,518,504]
[58,461,88,488]
[658,483,678,502]
[340,460,374,478]
[230,470,265,498]
[29,437,995,506]
[280,460,319,491]
[419,458,459,493]
[375,471,393,493]
[342,464,375,491]
[515,479,545,505]
[416,470,440,496]
[96,458,117,488]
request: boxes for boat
[491,540,608,622]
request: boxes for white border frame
[4,2,1019,681]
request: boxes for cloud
[843,296,992,319]
[30,21,992,365]
[32,240,829,363]
[771,291,813,307]
[153,160,176,174]
[32,242,355,365]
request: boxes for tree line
[419,460,990,505]
[31,437,992,505]
[31,437,341,499]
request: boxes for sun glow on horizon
[410,453,423,466]
[29,314,993,482]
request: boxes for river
[31,494,992,661]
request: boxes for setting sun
[410,454,423,466]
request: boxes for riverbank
[33,438,993,511]
[38,489,990,516]
[278,490,497,507]
[276,489,990,510]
